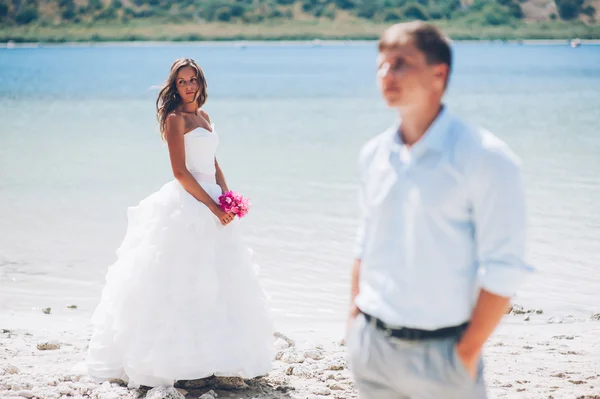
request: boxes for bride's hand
[212,206,234,225]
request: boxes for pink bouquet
[218,190,251,218]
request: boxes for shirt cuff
[480,261,535,298]
[354,242,364,260]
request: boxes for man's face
[377,41,448,108]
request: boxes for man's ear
[433,63,449,89]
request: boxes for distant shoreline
[2,20,599,45]
[2,39,600,49]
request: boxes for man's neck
[398,103,443,147]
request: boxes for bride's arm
[165,114,232,225]
[215,158,229,194]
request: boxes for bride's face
[175,66,199,104]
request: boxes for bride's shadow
[155,376,294,398]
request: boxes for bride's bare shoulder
[165,112,185,137]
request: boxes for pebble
[328,382,346,390]
[37,342,61,351]
[305,349,324,361]
[274,338,290,350]
[146,386,185,399]
[280,348,306,364]
[326,359,347,371]
[292,365,314,378]
[0,365,20,376]
[273,332,295,347]
[312,386,331,395]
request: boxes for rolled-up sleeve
[470,144,534,297]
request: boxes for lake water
[1,42,599,339]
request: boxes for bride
[86,58,275,388]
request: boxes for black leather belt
[362,312,469,341]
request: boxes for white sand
[1,306,600,398]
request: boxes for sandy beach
[1,305,599,399]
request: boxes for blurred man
[346,21,533,399]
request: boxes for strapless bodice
[184,125,218,182]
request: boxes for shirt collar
[384,106,453,158]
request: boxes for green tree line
[0,0,595,27]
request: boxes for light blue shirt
[354,107,533,330]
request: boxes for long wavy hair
[156,58,208,139]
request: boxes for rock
[305,349,324,361]
[319,373,335,382]
[57,382,76,395]
[507,304,523,314]
[0,364,20,376]
[291,365,314,378]
[199,390,218,399]
[274,338,290,350]
[326,359,347,371]
[37,342,60,351]
[146,386,186,399]
[524,316,530,321]
[107,378,127,386]
[508,304,543,315]
[67,305,78,309]
[312,386,331,395]
[267,375,289,386]
[215,376,249,390]
[280,349,306,364]
[590,313,600,321]
[175,388,188,396]
[328,382,346,390]
[42,308,52,315]
[553,335,575,340]
[273,332,295,347]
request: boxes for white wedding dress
[86,125,275,388]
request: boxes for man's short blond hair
[379,21,452,73]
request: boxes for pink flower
[218,190,252,219]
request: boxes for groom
[346,22,533,398]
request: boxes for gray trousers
[347,314,487,399]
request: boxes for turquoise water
[1,42,599,337]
